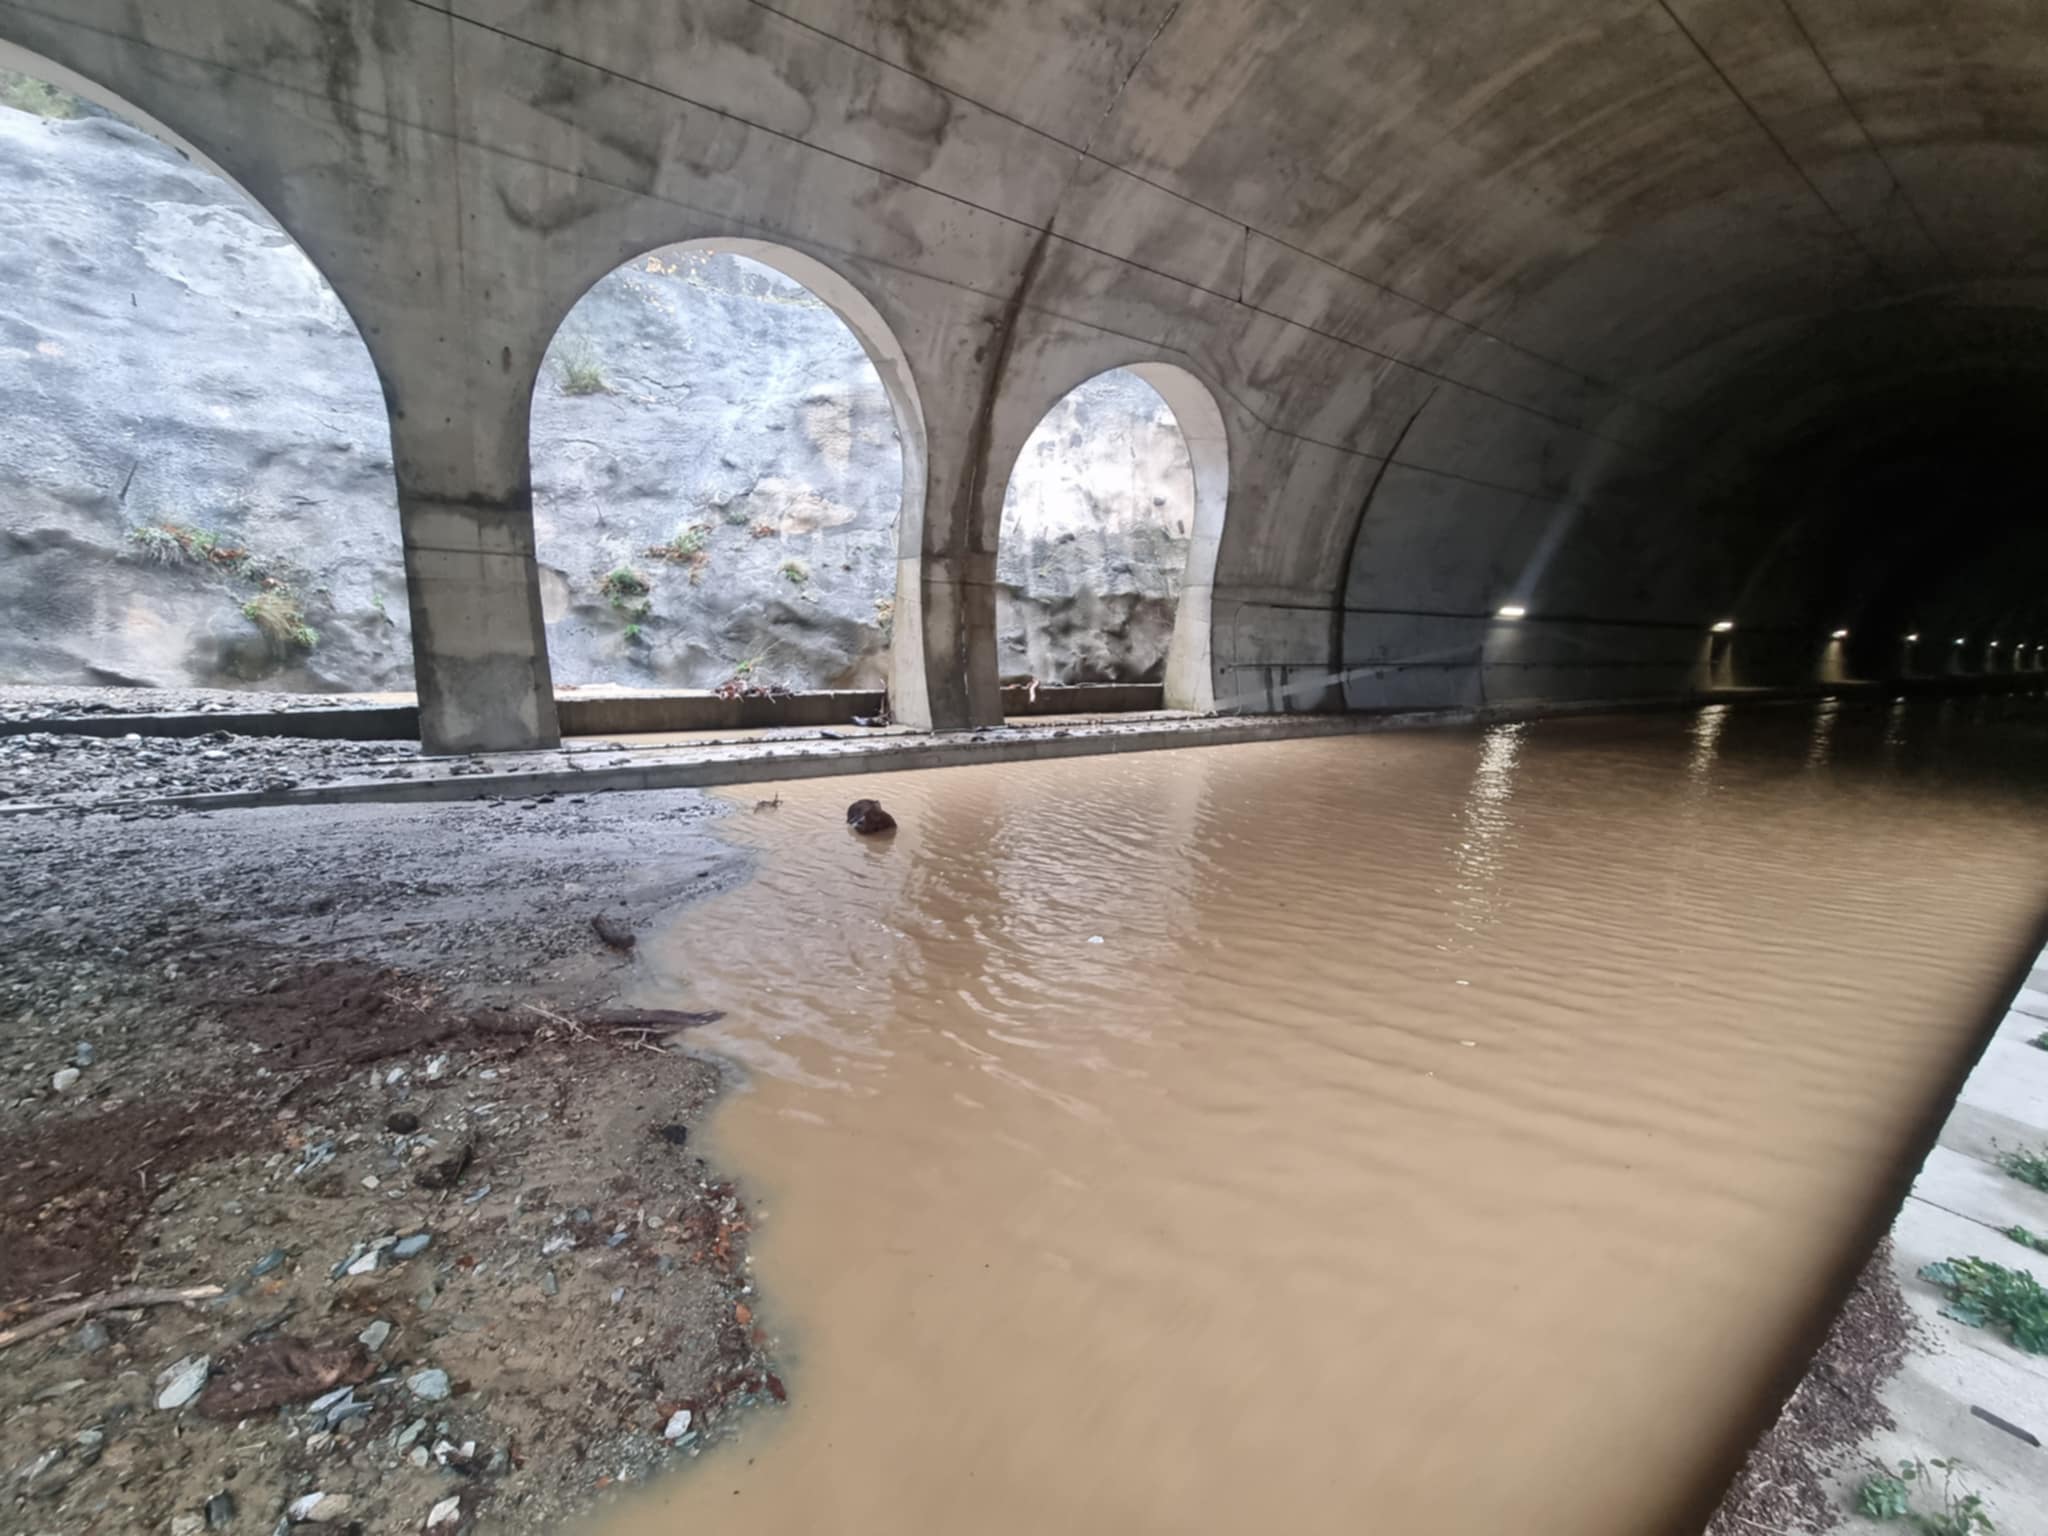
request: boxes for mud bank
[0,791,782,1534]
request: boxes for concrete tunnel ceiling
[2,0,2044,740]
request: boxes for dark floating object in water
[846,799,897,835]
[591,914,636,951]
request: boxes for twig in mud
[520,1002,593,1041]
[0,1284,225,1349]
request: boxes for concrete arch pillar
[1131,363,1231,713]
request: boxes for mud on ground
[0,790,780,1534]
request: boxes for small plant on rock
[2030,1030,2048,1053]
[722,504,752,526]
[749,521,778,540]
[645,524,710,572]
[1918,1255,2048,1353]
[779,559,808,585]
[241,586,317,651]
[555,338,610,396]
[2005,1225,2048,1255]
[600,566,649,604]
[1856,1457,1998,1534]
[1996,1143,2048,1193]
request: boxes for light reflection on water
[592,699,2048,1536]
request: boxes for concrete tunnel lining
[0,0,2043,740]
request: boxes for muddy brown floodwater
[595,698,2048,1536]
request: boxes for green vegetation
[2030,1031,2048,1053]
[0,69,88,120]
[1856,1458,1998,1534]
[1918,1256,2048,1353]
[1996,1143,2048,1193]
[722,505,753,526]
[645,523,709,566]
[2005,1225,2048,1255]
[599,565,652,626]
[555,338,610,396]
[623,623,645,644]
[779,559,808,585]
[128,521,247,569]
[370,592,390,623]
[241,586,317,651]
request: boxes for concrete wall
[3,0,2043,750]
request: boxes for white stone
[52,1067,80,1091]
[154,1355,209,1410]
[426,1496,462,1528]
[663,1408,692,1440]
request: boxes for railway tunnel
[3,5,2048,1536]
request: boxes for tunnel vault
[1,0,2043,744]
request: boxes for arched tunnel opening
[2,7,2047,1536]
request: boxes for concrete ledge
[1000,683,1164,715]
[555,690,885,735]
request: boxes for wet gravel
[0,683,409,722]
[0,730,423,807]
[0,789,778,1534]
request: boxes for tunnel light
[1830,629,1849,640]
[1905,633,1920,643]
[1990,640,2001,648]
[1710,620,1736,634]
[1956,638,1967,645]
[1495,605,1527,619]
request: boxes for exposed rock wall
[0,103,1194,698]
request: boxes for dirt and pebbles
[0,788,781,1534]
[1704,1240,1918,1536]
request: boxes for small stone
[155,1354,210,1410]
[424,1055,449,1081]
[407,1368,450,1402]
[285,1492,327,1522]
[358,1320,393,1353]
[395,1417,427,1450]
[51,1067,80,1092]
[250,1247,287,1279]
[540,1270,558,1297]
[426,1496,462,1529]
[485,1447,509,1475]
[72,1041,95,1067]
[302,1493,352,1524]
[68,1319,110,1354]
[385,1110,420,1134]
[393,1233,431,1259]
[205,1491,237,1528]
[172,1515,204,1536]
[408,1446,430,1468]
[360,1175,380,1191]
[610,1286,624,1305]
[303,1431,334,1455]
[308,1386,351,1414]
[345,1249,379,1277]
[663,1409,692,1440]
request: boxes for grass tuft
[555,338,610,396]
[241,586,317,651]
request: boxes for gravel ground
[0,684,412,722]
[1703,1239,1918,1535]
[0,731,426,807]
[0,790,783,1535]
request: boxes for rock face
[0,102,1194,697]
